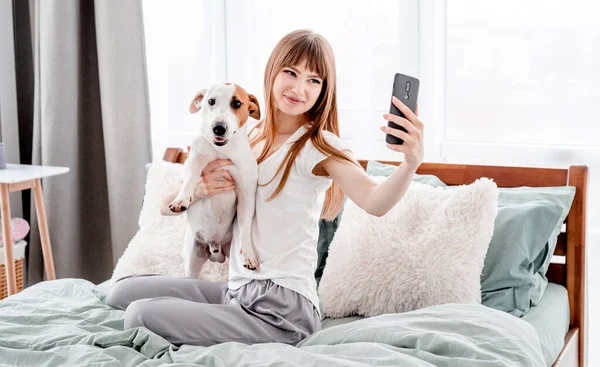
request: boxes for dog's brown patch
[232,85,261,127]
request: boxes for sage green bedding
[0,278,547,366]
[323,282,569,366]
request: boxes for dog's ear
[189,89,207,114]
[248,94,261,120]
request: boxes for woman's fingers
[223,171,234,183]
[382,114,417,135]
[203,160,220,174]
[391,96,416,121]
[208,184,236,195]
[385,142,409,153]
[220,185,236,192]
[204,169,233,183]
[194,169,235,199]
[391,96,424,130]
[203,159,233,176]
[212,159,233,171]
[380,125,412,143]
[215,180,235,189]
[206,176,236,189]
[380,97,425,165]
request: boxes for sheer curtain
[143,0,228,161]
[143,0,421,162]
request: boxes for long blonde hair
[251,29,359,220]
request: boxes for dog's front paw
[169,195,193,213]
[240,247,259,271]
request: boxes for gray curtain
[11,0,151,285]
[0,0,24,217]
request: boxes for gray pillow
[494,186,575,306]
[480,200,564,316]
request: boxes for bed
[0,149,588,367]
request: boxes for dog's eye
[208,98,215,106]
[231,100,242,109]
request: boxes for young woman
[107,29,424,347]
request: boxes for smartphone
[386,73,420,145]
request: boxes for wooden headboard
[163,147,588,365]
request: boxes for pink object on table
[0,218,30,246]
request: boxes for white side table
[0,164,69,296]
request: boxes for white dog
[169,83,261,276]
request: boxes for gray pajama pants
[106,275,321,347]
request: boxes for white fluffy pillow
[319,177,498,318]
[111,160,229,282]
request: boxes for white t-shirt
[228,122,349,318]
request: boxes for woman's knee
[106,277,137,310]
[123,299,149,329]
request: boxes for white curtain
[143,0,228,161]
[0,0,23,218]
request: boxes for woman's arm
[321,155,418,217]
[320,96,424,217]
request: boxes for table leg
[33,179,56,280]
[0,184,17,295]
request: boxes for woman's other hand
[194,159,236,200]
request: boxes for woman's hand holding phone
[380,96,424,168]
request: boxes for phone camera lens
[405,81,411,92]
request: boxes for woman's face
[272,61,323,118]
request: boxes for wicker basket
[0,240,27,300]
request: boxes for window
[445,0,599,233]
[446,2,600,360]
[143,0,419,161]
[446,0,600,146]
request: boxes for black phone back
[386,73,420,145]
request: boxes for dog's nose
[211,248,220,254]
[213,123,227,137]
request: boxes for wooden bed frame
[163,147,588,367]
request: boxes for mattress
[522,282,570,366]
